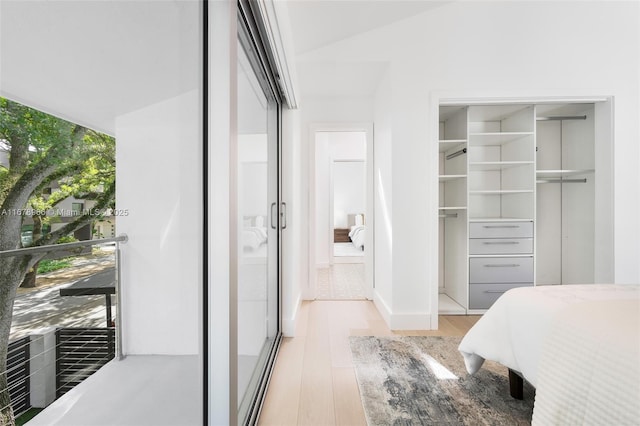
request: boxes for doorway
[310,127,374,300]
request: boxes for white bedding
[349,225,365,250]
[242,226,267,251]
[458,284,640,424]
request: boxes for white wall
[282,108,303,336]
[372,68,393,322]
[314,132,331,266]
[208,1,235,422]
[116,90,200,355]
[295,1,640,329]
[333,161,365,228]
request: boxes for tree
[0,97,115,425]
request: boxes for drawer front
[469,238,533,255]
[469,221,533,238]
[469,283,533,310]
[469,257,534,283]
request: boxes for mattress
[458,284,640,424]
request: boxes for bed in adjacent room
[458,284,640,425]
[347,213,365,250]
[242,215,267,252]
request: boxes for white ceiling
[284,0,449,98]
[0,1,200,136]
[0,1,447,133]
[286,0,447,55]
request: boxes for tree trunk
[20,215,43,289]
[0,374,15,426]
[0,257,29,426]
[19,263,39,289]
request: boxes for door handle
[482,241,519,245]
[483,264,520,268]
[270,202,277,230]
[281,202,287,230]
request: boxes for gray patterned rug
[349,336,534,425]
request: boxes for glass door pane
[236,30,279,423]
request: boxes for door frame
[430,92,615,328]
[308,122,375,300]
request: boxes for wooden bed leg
[509,369,524,400]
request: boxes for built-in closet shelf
[470,161,534,171]
[469,190,534,195]
[439,207,467,210]
[536,169,594,178]
[469,132,534,145]
[439,174,467,182]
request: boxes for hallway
[258,300,480,425]
[316,264,366,300]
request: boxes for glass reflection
[236,38,277,422]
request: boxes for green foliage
[0,97,116,248]
[55,235,77,244]
[36,258,72,274]
[15,408,42,426]
[0,97,117,425]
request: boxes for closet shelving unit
[535,104,597,285]
[466,105,535,311]
[438,100,611,314]
[467,106,536,223]
[439,104,537,314]
[438,106,468,314]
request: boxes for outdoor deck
[28,355,200,425]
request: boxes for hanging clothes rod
[536,115,587,121]
[446,147,466,160]
[537,178,587,184]
[439,213,458,218]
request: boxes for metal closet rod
[536,115,587,121]
[439,213,458,218]
[537,178,587,184]
[446,147,467,160]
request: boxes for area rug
[349,336,534,425]
[316,264,366,300]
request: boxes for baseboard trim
[372,292,434,330]
[389,313,433,330]
[282,293,302,337]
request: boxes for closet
[536,104,595,285]
[438,106,468,314]
[438,100,612,314]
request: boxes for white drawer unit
[469,238,533,255]
[469,282,533,310]
[469,257,534,283]
[469,221,533,239]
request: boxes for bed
[347,213,365,250]
[242,215,267,251]
[458,284,640,425]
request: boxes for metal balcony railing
[0,234,127,421]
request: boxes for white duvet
[242,226,267,251]
[458,284,640,424]
[349,225,365,250]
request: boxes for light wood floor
[258,300,480,425]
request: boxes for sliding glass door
[236,12,281,424]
